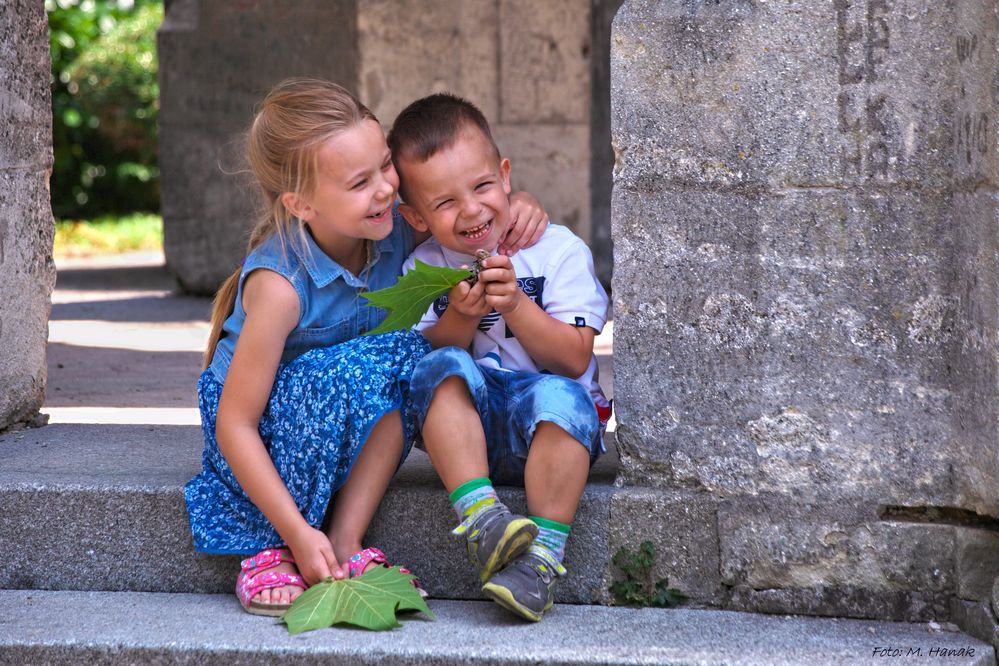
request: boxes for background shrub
[48,0,162,220]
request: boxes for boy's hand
[478,254,522,315]
[447,278,491,320]
[288,526,345,586]
[501,191,548,256]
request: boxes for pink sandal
[236,547,306,616]
[348,546,429,598]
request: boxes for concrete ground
[44,250,615,427]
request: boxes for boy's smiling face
[397,126,512,256]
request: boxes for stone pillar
[590,0,625,286]
[0,0,56,431]
[157,0,360,294]
[950,2,999,521]
[612,0,998,620]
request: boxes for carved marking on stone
[834,0,888,85]
[954,32,990,170]
[955,112,990,166]
[864,0,890,81]
[835,0,892,180]
[838,91,890,178]
[0,217,6,264]
[956,33,978,64]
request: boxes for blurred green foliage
[48,0,163,219]
[54,213,163,256]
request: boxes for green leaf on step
[362,259,472,335]
[281,576,339,634]
[282,566,435,634]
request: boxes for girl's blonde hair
[204,78,377,369]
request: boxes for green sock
[529,516,570,564]
[449,477,498,521]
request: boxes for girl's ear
[398,203,429,233]
[499,158,512,195]
[280,192,313,221]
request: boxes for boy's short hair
[388,93,501,201]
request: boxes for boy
[388,93,610,621]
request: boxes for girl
[184,78,547,616]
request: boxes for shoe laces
[521,545,567,580]
[451,501,506,541]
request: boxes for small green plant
[609,540,686,608]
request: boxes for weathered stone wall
[612,0,998,621]
[159,0,610,294]
[0,0,56,431]
[950,1,999,519]
[357,0,595,255]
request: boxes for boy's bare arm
[503,295,596,378]
[478,256,595,378]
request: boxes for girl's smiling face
[287,119,399,255]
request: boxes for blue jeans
[410,347,602,486]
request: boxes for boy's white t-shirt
[402,224,610,408]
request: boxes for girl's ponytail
[203,269,241,369]
[202,215,285,369]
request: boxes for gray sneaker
[452,503,538,583]
[481,548,566,622]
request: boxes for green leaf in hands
[282,566,435,634]
[362,260,472,335]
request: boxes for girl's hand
[501,191,549,256]
[447,278,491,320]
[479,255,522,315]
[287,526,345,586]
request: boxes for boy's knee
[411,347,484,420]
[523,376,600,452]
[413,346,476,385]
[532,377,597,424]
[433,375,473,403]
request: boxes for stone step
[0,423,619,603]
[1,590,992,666]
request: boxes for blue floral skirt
[184,330,431,554]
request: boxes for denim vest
[207,208,415,384]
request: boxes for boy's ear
[398,203,429,232]
[500,158,512,195]
[280,192,313,221]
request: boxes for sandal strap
[237,570,305,606]
[347,547,388,578]
[239,547,295,575]
[346,547,427,597]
